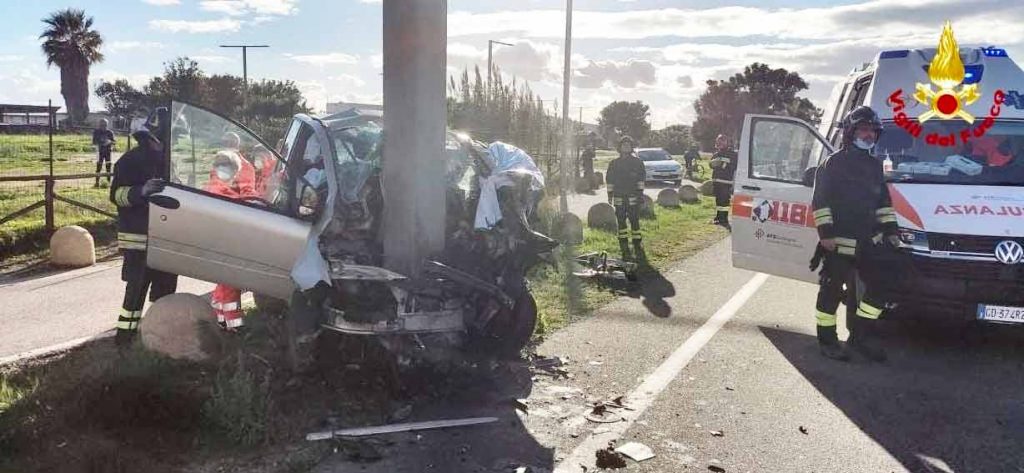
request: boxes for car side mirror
[802,167,817,188]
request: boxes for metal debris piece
[615,442,655,462]
[708,466,726,472]
[710,430,724,437]
[725,386,735,391]
[533,356,566,370]
[512,399,529,414]
[573,252,638,281]
[799,426,809,435]
[306,417,498,441]
[595,447,628,469]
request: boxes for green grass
[202,354,272,447]
[0,181,117,256]
[0,133,127,176]
[0,376,36,415]
[530,195,726,334]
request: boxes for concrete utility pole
[558,0,574,214]
[381,0,447,277]
[487,40,514,91]
[219,44,269,113]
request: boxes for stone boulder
[640,194,656,218]
[587,202,618,231]
[678,185,700,204]
[699,180,715,196]
[49,226,96,268]
[657,188,680,207]
[141,293,223,362]
[556,213,584,245]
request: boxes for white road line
[554,272,770,472]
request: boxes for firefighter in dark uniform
[811,106,899,362]
[709,134,737,228]
[606,136,646,260]
[109,128,177,345]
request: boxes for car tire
[475,290,538,359]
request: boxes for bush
[202,355,272,447]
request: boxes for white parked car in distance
[637,148,683,185]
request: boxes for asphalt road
[0,260,214,361]
[311,238,1024,473]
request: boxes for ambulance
[731,43,1024,324]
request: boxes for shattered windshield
[878,120,1024,186]
[329,123,382,204]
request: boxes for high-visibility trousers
[612,194,643,243]
[212,284,244,329]
[814,251,888,331]
[117,249,178,333]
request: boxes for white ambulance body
[732,46,1024,323]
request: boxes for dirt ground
[0,308,536,473]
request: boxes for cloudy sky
[1,0,1022,127]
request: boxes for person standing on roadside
[709,134,737,229]
[606,135,646,261]
[92,118,115,187]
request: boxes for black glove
[141,178,166,198]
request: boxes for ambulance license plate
[977,304,1024,323]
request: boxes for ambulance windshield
[877,120,1024,186]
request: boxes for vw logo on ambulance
[994,240,1024,265]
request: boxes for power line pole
[219,44,269,115]
[487,40,513,92]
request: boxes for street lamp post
[558,0,573,214]
[219,44,269,115]
[487,40,514,91]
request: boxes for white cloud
[359,0,381,3]
[574,59,656,89]
[0,55,23,62]
[200,0,248,16]
[92,70,152,89]
[448,1,1024,43]
[142,0,180,5]
[149,18,242,34]
[192,55,234,64]
[370,53,383,70]
[329,74,367,88]
[107,41,165,53]
[284,52,359,66]
[447,40,561,82]
[200,0,298,16]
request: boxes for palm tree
[40,8,104,125]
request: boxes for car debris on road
[615,441,655,462]
[305,417,498,441]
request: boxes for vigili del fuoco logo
[886,21,1006,148]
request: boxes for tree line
[95,57,308,145]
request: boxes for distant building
[326,101,383,116]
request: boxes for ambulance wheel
[253,293,288,315]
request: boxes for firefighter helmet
[841,106,883,143]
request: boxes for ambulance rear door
[731,114,833,283]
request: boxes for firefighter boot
[619,239,633,261]
[848,318,887,362]
[816,326,849,361]
[632,240,647,263]
[114,329,137,348]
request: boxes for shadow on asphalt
[760,324,1024,473]
[599,261,677,318]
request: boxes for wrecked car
[143,101,556,358]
